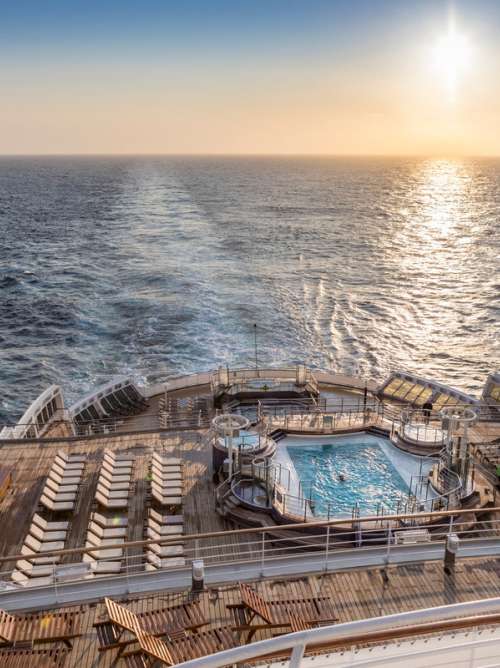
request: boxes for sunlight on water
[0,156,498,421]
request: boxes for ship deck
[7,555,500,667]
[0,430,243,568]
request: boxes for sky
[1,0,500,156]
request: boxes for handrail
[173,597,500,668]
[0,505,496,565]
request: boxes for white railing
[1,509,500,609]
[173,597,500,668]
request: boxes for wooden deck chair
[95,597,207,654]
[145,552,186,570]
[21,545,61,565]
[0,607,82,648]
[128,626,238,666]
[228,583,337,640]
[0,647,70,667]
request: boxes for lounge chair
[227,583,337,640]
[11,570,54,587]
[0,647,70,667]
[56,450,86,464]
[151,482,182,496]
[15,560,56,579]
[41,486,76,503]
[92,511,128,528]
[150,491,182,507]
[29,524,67,543]
[32,514,69,532]
[86,533,125,548]
[48,470,81,486]
[100,467,131,484]
[54,456,84,473]
[96,484,128,500]
[21,545,60,565]
[52,461,83,480]
[95,491,128,509]
[152,453,182,466]
[39,495,74,512]
[148,509,183,525]
[0,607,81,647]
[83,553,122,575]
[45,478,78,495]
[145,552,186,570]
[146,521,183,537]
[25,535,65,553]
[88,521,127,539]
[94,597,206,654]
[148,543,184,558]
[124,627,238,666]
[85,544,123,561]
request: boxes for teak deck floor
[10,556,500,667]
[0,431,244,569]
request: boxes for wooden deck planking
[7,555,498,668]
[0,429,248,572]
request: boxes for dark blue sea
[0,156,499,423]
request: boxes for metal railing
[2,507,498,602]
[173,598,500,668]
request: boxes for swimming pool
[276,433,437,517]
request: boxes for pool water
[285,436,419,517]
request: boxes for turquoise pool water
[286,437,414,516]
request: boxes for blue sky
[1,1,499,154]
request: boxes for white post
[290,643,305,668]
[227,429,233,479]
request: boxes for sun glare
[431,26,473,100]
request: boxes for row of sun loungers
[145,509,185,570]
[83,511,129,576]
[95,450,135,509]
[40,451,86,513]
[12,513,71,587]
[150,452,183,507]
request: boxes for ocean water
[0,156,499,423]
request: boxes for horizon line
[1,152,500,159]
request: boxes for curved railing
[172,598,500,668]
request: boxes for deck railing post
[386,528,392,564]
[324,525,331,571]
[260,531,266,575]
[195,539,200,560]
[290,643,305,668]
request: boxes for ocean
[0,156,499,423]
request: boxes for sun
[431,27,473,99]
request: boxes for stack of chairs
[95,450,134,509]
[40,450,85,512]
[12,513,70,586]
[0,606,82,651]
[145,509,185,570]
[83,511,128,576]
[150,452,183,507]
